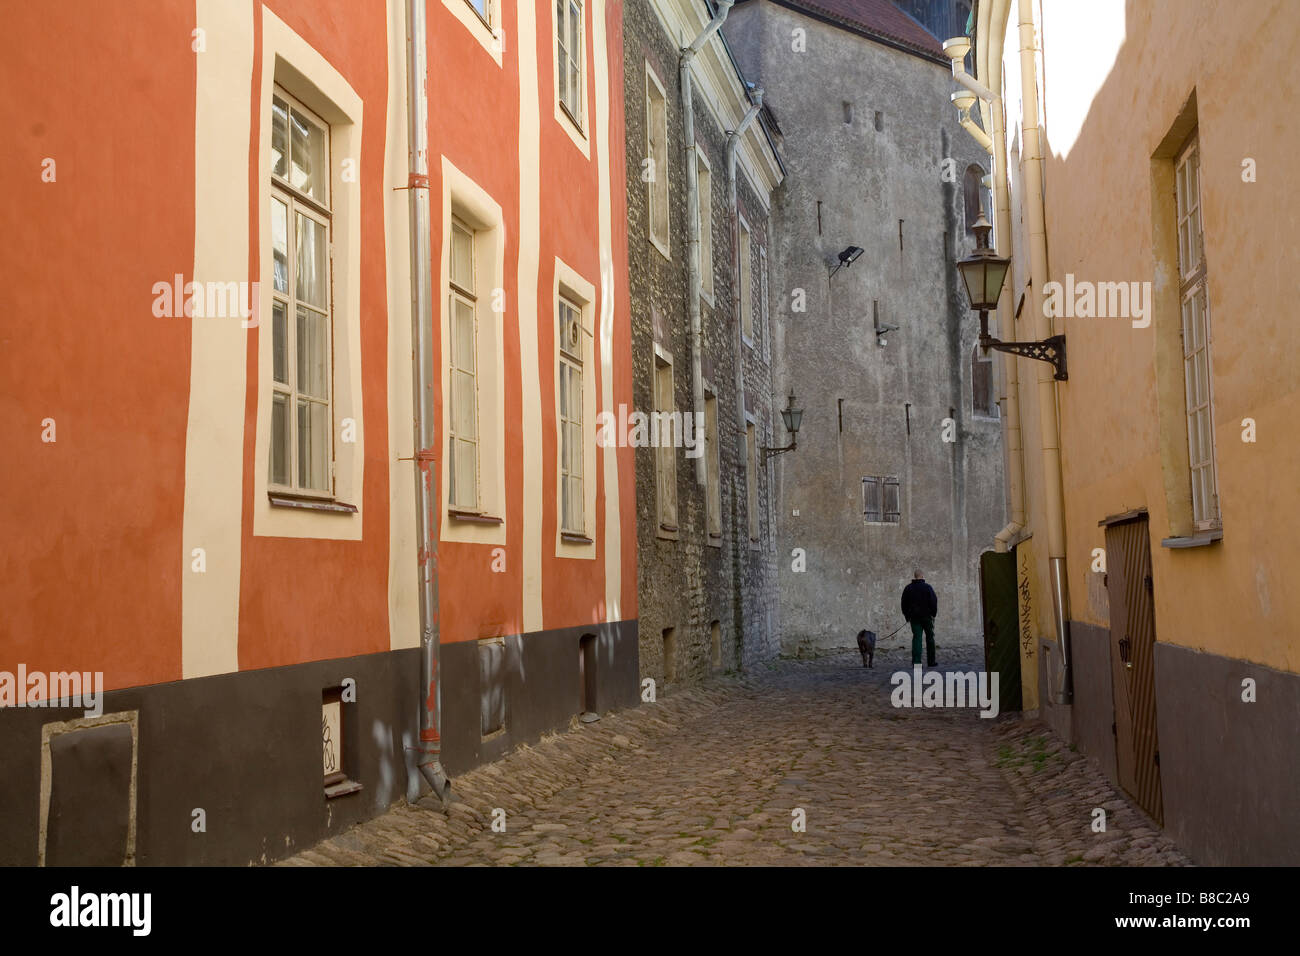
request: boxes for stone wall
[623,0,780,687]
[724,1,1006,653]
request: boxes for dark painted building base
[1154,642,1300,866]
[0,619,639,866]
[1039,621,1300,866]
[441,619,640,774]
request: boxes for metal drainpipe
[985,0,1026,553]
[406,0,450,803]
[681,0,734,484]
[1017,0,1073,704]
[726,91,763,431]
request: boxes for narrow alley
[284,644,1189,867]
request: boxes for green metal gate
[980,549,1022,712]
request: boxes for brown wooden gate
[1104,513,1163,824]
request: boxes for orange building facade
[0,0,637,865]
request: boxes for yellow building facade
[962,0,1300,864]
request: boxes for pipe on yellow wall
[985,0,1026,554]
[1016,0,1073,704]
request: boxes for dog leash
[878,621,909,641]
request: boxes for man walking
[901,570,938,667]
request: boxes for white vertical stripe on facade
[518,1,544,632]
[181,0,252,678]
[387,0,419,650]
[592,0,622,621]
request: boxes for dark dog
[856,629,877,668]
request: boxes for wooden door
[1104,516,1163,824]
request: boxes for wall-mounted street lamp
[762,391,804,460]
[957,212,1067,380]
[828,245,864,280]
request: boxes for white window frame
[759,244,769,361]
[268,88,334,499]
[1175,136,1220,531]
[448,216,481,513]
[254,11,366,543]
[739,216,754,345]
[558,294,585,536]
[704,388,722,543]
[440,157,507,547]
[553,258,597,558]
[697,150,714,303]
[746,420,760,543]
[645,63,670,260]
[654,347,678,538]
[554,0,588,150]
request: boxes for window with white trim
[1176,136,1219,530]
[556,0,584,126]
[655,356,677,533]
[746,422,759,542]
[448,218,480,512]
[739,219,753,342]
[697,153,714,299]
[645,65,669,256]
[558,295,584,534]
[269,88,333,496]
[705,392,721,539]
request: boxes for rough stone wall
[724,1,1005,652]
[624,0,780,687]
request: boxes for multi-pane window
[655,358,677,531]
[739,220,753,341]
[697,156,713,298]
[1176,136,1219,529]
[448,218,480,512]
[645,68,669,253]
[863,476,901,523]
[746,423,759,541]
[558,296,584,534]
[270,89,332,495]
[556,0,584,124]
[759,246,769,357]
[705,393,721,538]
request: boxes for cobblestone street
[284,644,1192,867]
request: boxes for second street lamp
[763,391,803,460]
[957,211,1067,380]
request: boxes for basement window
[323,687,362,798]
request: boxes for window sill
[707,532,722,547]
[324,773,363,799]
[450,510,504,525]
[559,102,587,140]
[561,532,593,545]
[1161,529,1222,549]
[649,234,672,262]
[268,493,358,514]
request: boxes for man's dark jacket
[901,580,938,623]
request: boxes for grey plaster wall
[724,1,1004,653]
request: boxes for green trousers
[910,617,936,666]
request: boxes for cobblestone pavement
[283,644,1192,866]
